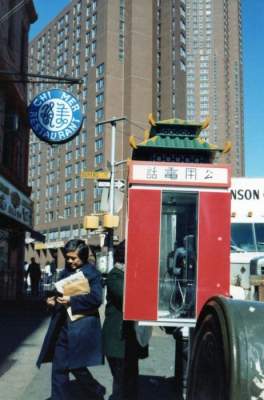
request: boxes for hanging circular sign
[28,89,83,144]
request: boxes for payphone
[123,117,231,327]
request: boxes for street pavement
[0,298,180,400]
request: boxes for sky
[29,0,264,177]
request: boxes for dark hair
[64,239,89,263]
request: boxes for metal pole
[107,121,116,271]
[109,121,116,215]
[99,116,127,272]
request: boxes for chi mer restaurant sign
[28,89,83,144]
[0,175,33,229]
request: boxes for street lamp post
[100,116,127,271]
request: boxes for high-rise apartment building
[184,0,244,176]
[153,0,187,120]
[153,0,243,175]
[27,0,243,264]
[28,0,182,266]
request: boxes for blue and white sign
[28,89,83,144]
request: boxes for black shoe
[96,383,106,396]
[87,383,106,399]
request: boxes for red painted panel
[197,192,231,315]
[124,189,161,320]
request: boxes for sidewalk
[0,298,178,400]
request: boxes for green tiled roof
[137,135,219,152]
[156,117,203,127]
[149,117,210,138]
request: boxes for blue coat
[37,263,104,369]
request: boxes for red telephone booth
[124,159,231,326]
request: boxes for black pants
[107,357,124,400]
[107,352,139,400]
[31,278,40,296]
[52,325,103,399]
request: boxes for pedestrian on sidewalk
[37,239,105,400]
[26,257,41,296]
[102,241,149,400]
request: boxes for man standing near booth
[103,242,149,400]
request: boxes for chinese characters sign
[28,89,83,144]
[129,162,230,188]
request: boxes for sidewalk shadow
[44,380,102,400]
[0,297,48,371]
[45,376,179,400]
[139,375,180,400]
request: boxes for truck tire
[187,296,264,400]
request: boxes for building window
[80,189,86,202]
[92,13,97,25]
[96,63,104,77]
[96,78,104,92]
[48,211,54,222]
[91,41,96,52]
[74,205,79,217]
[95,123,104,136]
[80,205,85,216]
[95,138,103,151]
[94,186,102,198]
[75,162,81,174]
[180,60,186,71]
[95,108,104,121]
[75,176,81,188]
[65,165,72,177]
[94,201,100,213]
[81,131,87,143]
[92,27,97,39]
[180,46,186,58]
[94,153,103,165]
[119,0,125,61]
[64,193,72,204]
[85,45,91,57]
[64,208,72,218]
[91,54,96,66]
[65,152,72,162]
[65,179,72,191]
[81,146,87,157]
[86,18,91,30]
[96,93,104,106]
[86,31,91,44]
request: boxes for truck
[230,177,264,299]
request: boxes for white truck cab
[230,178,264,299]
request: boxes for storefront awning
[27,228,45,243]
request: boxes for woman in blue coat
[37,239,105,400]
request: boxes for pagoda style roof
[136,135,219,152]
[149,116,210,139]
[129,114,231,162]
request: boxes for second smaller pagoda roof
[137,135,219,152]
